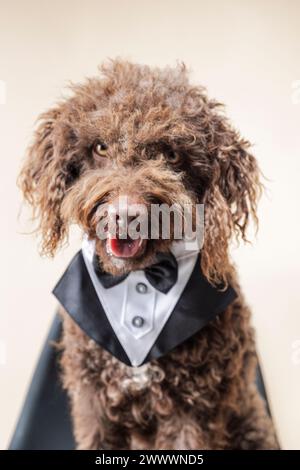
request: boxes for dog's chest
[118,363,163,392]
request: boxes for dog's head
[19,59,261,284]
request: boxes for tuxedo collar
[53,241,237,367]
[92,250,178,294]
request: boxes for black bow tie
[92,252,178,294]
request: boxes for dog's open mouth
[106,235,146,258]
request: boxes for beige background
[0,0,300,449]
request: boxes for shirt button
[136,282,148,294]
[132,316,145,328]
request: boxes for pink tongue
[108,237,141,258]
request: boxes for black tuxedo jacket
[9,251,271,449]
[52,251,237,366]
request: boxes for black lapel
[143,258,237,364]
[53,252,131,366]
[53,251,237,367]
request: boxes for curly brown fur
[19,59,278,449]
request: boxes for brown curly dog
[19,59,279,450]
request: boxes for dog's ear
[19,105,82,256]
[199,113,262,285]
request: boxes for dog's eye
[165,149,181,164]
[93,141,108,157]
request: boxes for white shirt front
[81,237,199,366]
